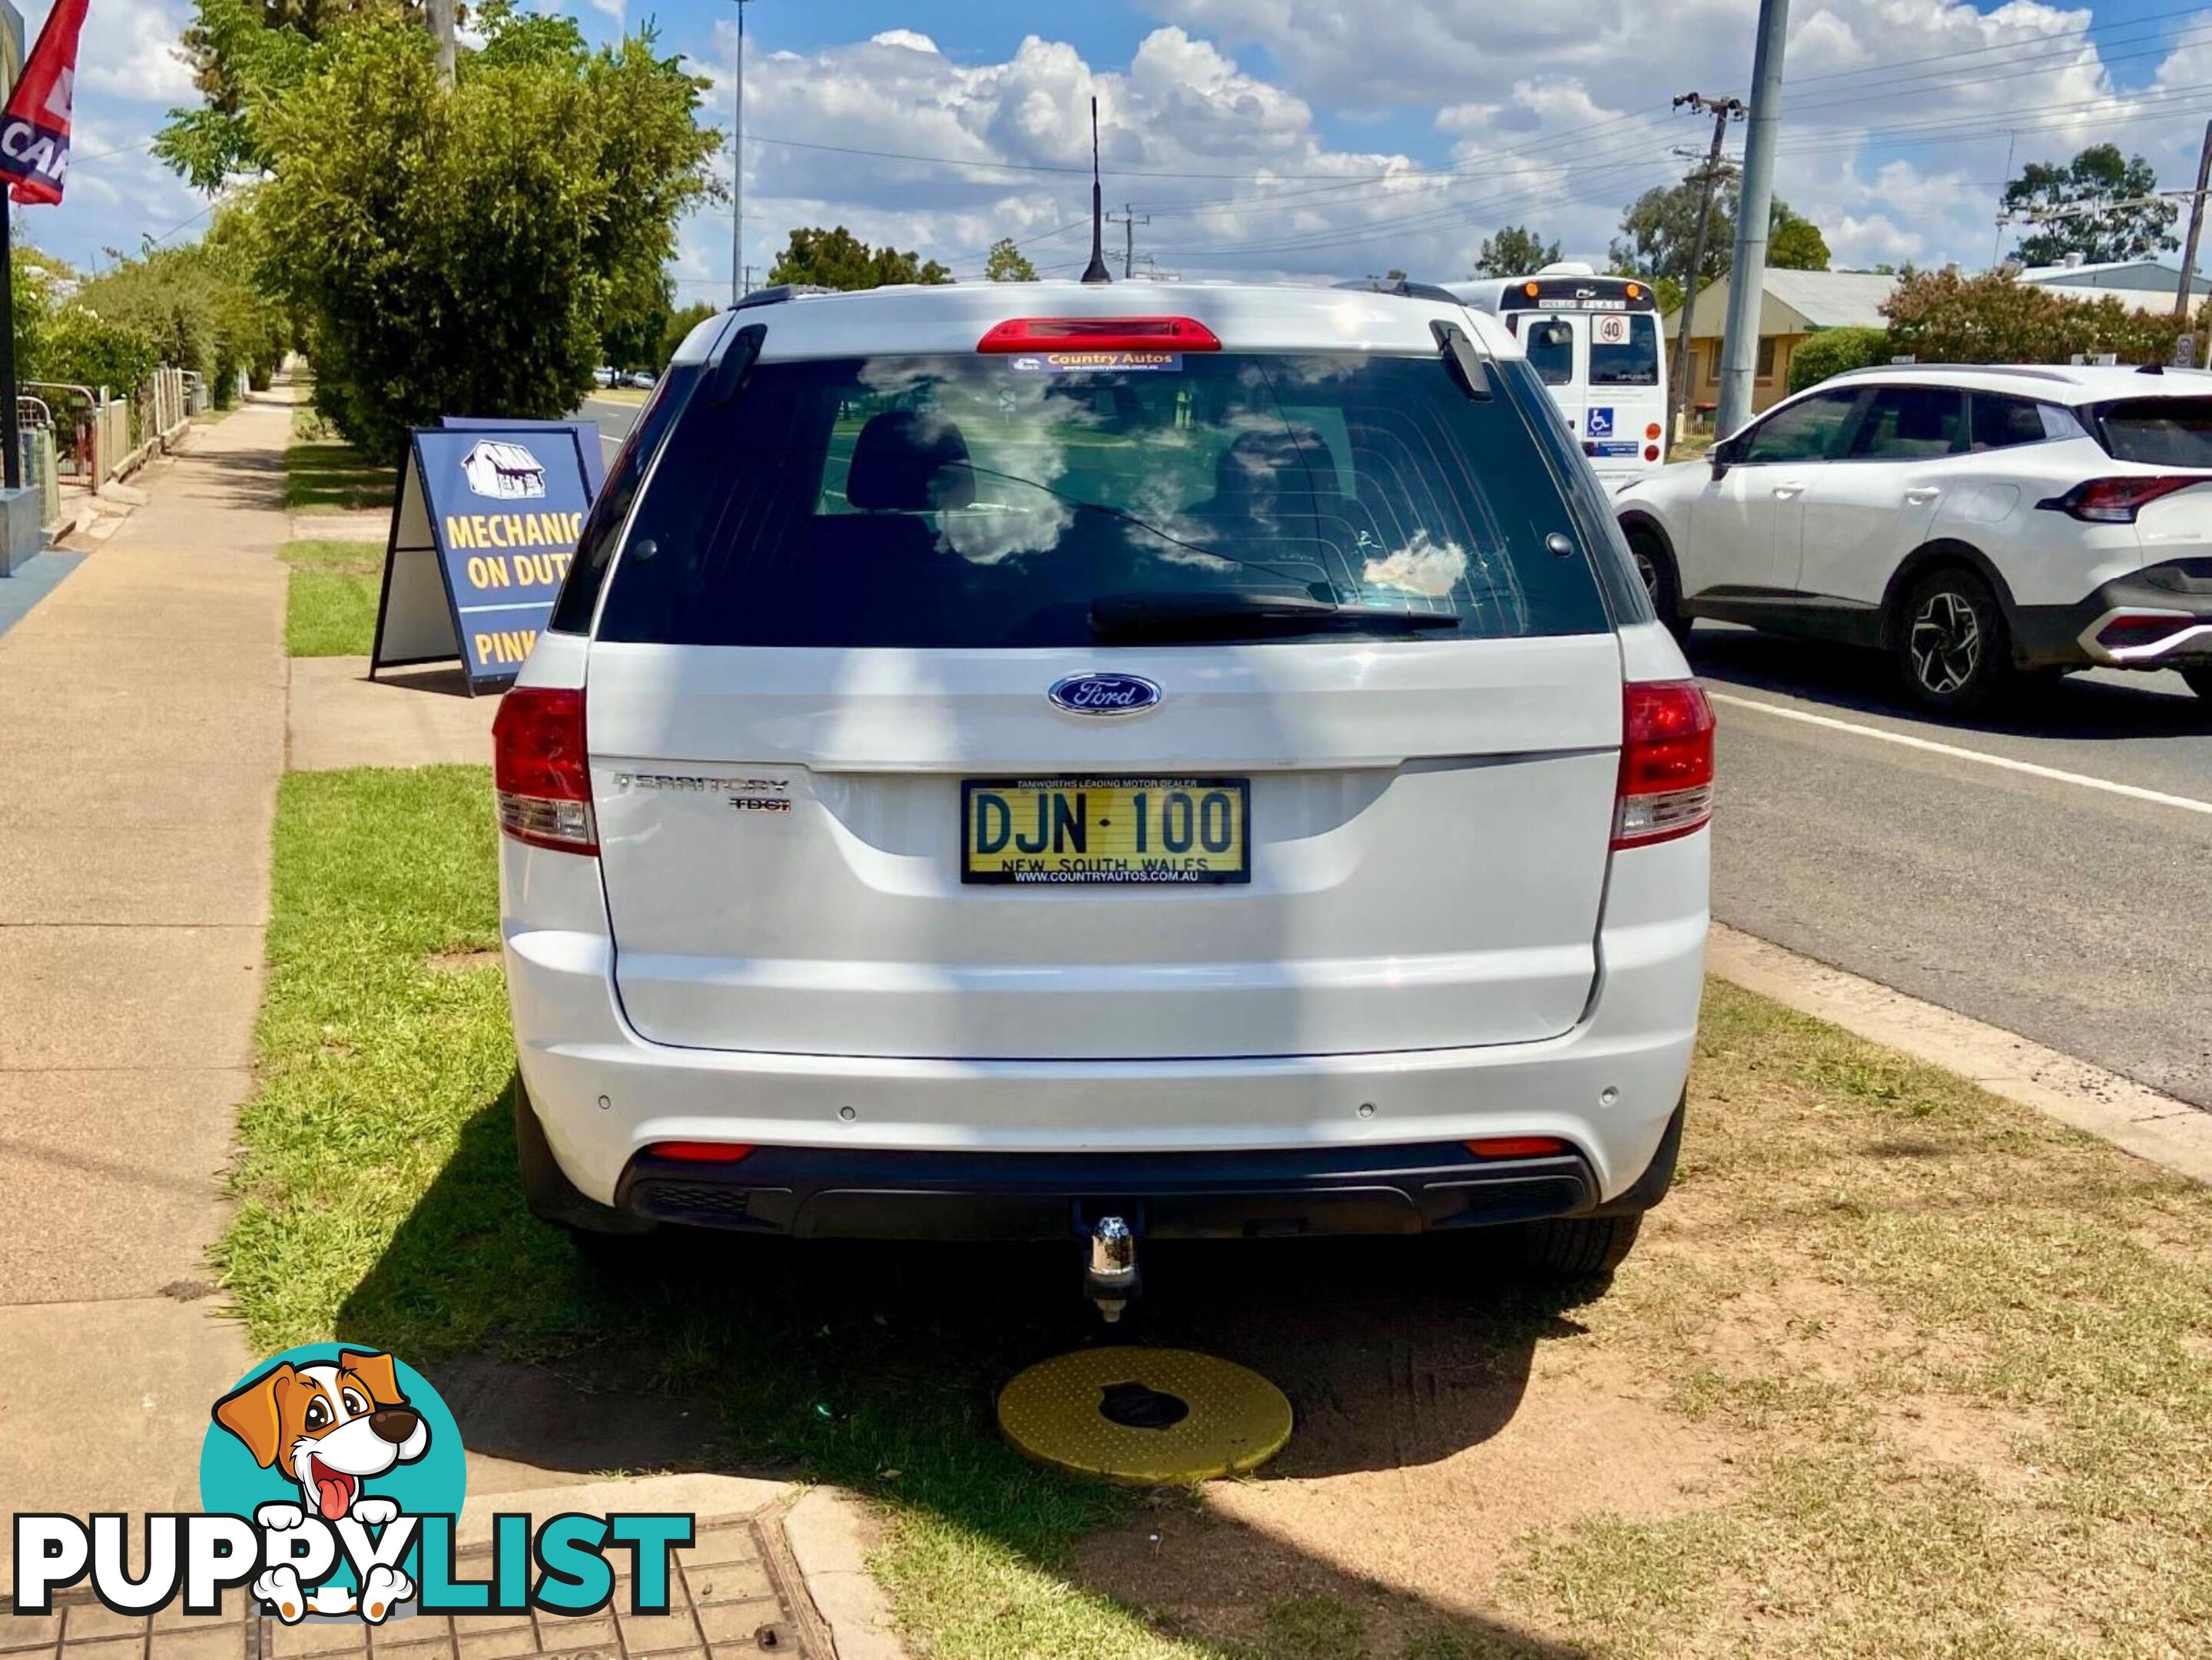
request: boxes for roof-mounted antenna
[1079,95,1113,284]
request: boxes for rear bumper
[502,833,1708,1217]
[610,1120,1690,1239]
[2012,566,2212,669]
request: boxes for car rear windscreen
[591,351,1611,649]
[2094,397,2212,467]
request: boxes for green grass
[281,539,383,656]
[225,772,2212,1658]
[287,406,396,514]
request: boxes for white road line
[1710,692,2212,818]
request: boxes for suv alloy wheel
[1898,567,2009,711]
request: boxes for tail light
[977,317,1222,354]
[2037,476,2204,523]
[1643,445,1661,462]
[492,686,597,855]
[1465,1136,1572,1159]
[645,1141,754,1164]
[1644,423,1663,441]
[1614,680,1714,848]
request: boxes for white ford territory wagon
[496,281,1712,1311]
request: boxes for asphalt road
[569,391,2212,1104]
[577,394,643,457]
[1696,625,2212,1109]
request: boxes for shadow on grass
[287,439,396,514]
[338,1077,1602,1657]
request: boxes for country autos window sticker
[12,1345,695,1626]
[1001,350,1185,372]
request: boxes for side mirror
[1708,434,1741,478]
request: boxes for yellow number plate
[962,777,1251,885]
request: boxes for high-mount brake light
[492,686,598,855]
[977,317,1222,354]
[1613,680,1714,849]
[2038,476,2204,523]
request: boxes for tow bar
[1083,1213,1139,1322]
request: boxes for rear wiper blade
[1091,591,1461,640]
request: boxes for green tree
[768,225,951,290]
[1785,326,1889,393]
[2003,144,2178,267]
[1769,217,1830,271]
[660,299,718,365]
[984,237,1037,282]
[239,5,716,453]
[601,281,673,371]
[1611,181,1822,287]
[1882,266,2209,365]
[1472,224,1561,277]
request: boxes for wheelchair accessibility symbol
[1586,407,1616,439]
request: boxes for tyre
[1509,1213,1644,1280]
[1895,567,2010,712]
[1625,524,1689,642]
[2183,667,2212,702]
[512,1078,655,1237]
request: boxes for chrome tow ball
[1084,1215,1139,1323]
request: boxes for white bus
[1444,264,1670,488]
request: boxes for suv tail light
[1614,680,1714,848]
[492,686,597,855]
[977,317,1222,354]
[2037,476,2204,523]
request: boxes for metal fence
[12,366,203,528]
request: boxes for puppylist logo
[12,1345,694,1626]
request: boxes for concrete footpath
[0,392,289,1573]
[0,400,904,1655]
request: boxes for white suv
[1616,363,2212,709]
[495,281,1710,1310]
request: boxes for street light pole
[731,0,751,305]
[1714,0,1789,440]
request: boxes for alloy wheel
[1632,546,1662,611]
[1909,589,1982,696]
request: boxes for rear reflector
[1465,1136,1572,1159]
[646,1141,756,1164]
[2037,476,2204,523]
[977,316,1222,354]
[1614,679,1714,849]
[492,686,597,855]
[2096,611,2197,651]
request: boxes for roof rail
[728,284,837,311]
[1826,362,2090,386]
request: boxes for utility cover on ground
[998,1346,1292,1486]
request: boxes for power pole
[1715,0,1790,440]
[424,0,455,87]
[730,0,753,304]
[2174,119,2212,319]
[1107,205,1149,281]
[1667,94,1743,452]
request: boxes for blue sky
[31,0,2212,290]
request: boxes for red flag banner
[0,0,88,206]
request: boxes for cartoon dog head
[213,1350,430,1520]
